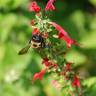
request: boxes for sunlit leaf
[65,50,87,66]
[89,0,96,6]
[80,31,96,49]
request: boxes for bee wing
[18,44,31,55]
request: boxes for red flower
[42,57,49,63]
[28,1,41,13]
[71,75,81,87]
[66,62,72,71]
[45,0,56,11]
[49,22,68,36]
[42,58,52,67]
[32,28,39,35]
[33,69,46,80]
[49,22,79,48]
[59,32,79,48]
[53,63,58,69]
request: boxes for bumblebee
[18,34,46,55]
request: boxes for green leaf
[80,31,96,49]
[65,50,87,66]
[0,14,17,43]
[84,77,96,87]
[89,0,96,6]
[83,77,96,96]
[11,0,28,9]
[0,0,10,8]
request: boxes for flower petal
[72,75,81,87]
[42,58,52,67]
[33,69,46,80]
[66,62,72,70]
[32,28,39,35]
[45,0,56,11]
[28,1,41,13]
[49,22,68,36]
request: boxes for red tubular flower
[66,62,72,71]
[71,75,81,88]
[32,28,39,35]
[28,1,41,13]
[42,58,52,67]
[53,63,58,69]
[42,57,49,63]
[49,22,68,36]
[45,0,56,11]
[49,22,79,48]
[33,69,46,80]
[59,32,79,48]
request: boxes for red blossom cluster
[42,57,58,68]
[42,57,51,67]
[32,57,58,80]
[60,62,81,87]
[27,0,82,95]
[28,0,56,13]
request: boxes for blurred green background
[0,0,96,96]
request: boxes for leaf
[89,0,96,6]
[65,50,87,66]
[0,0,10,8]
[83,77,96,87]
[83,77,96,96]
[80,31,96,49]
[0,14,17,43]
[11,0,28,9]
[0,45,5,63]
[90,16,96,30]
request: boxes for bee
[18,34,46,55]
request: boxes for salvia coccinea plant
[18,0,83,96]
